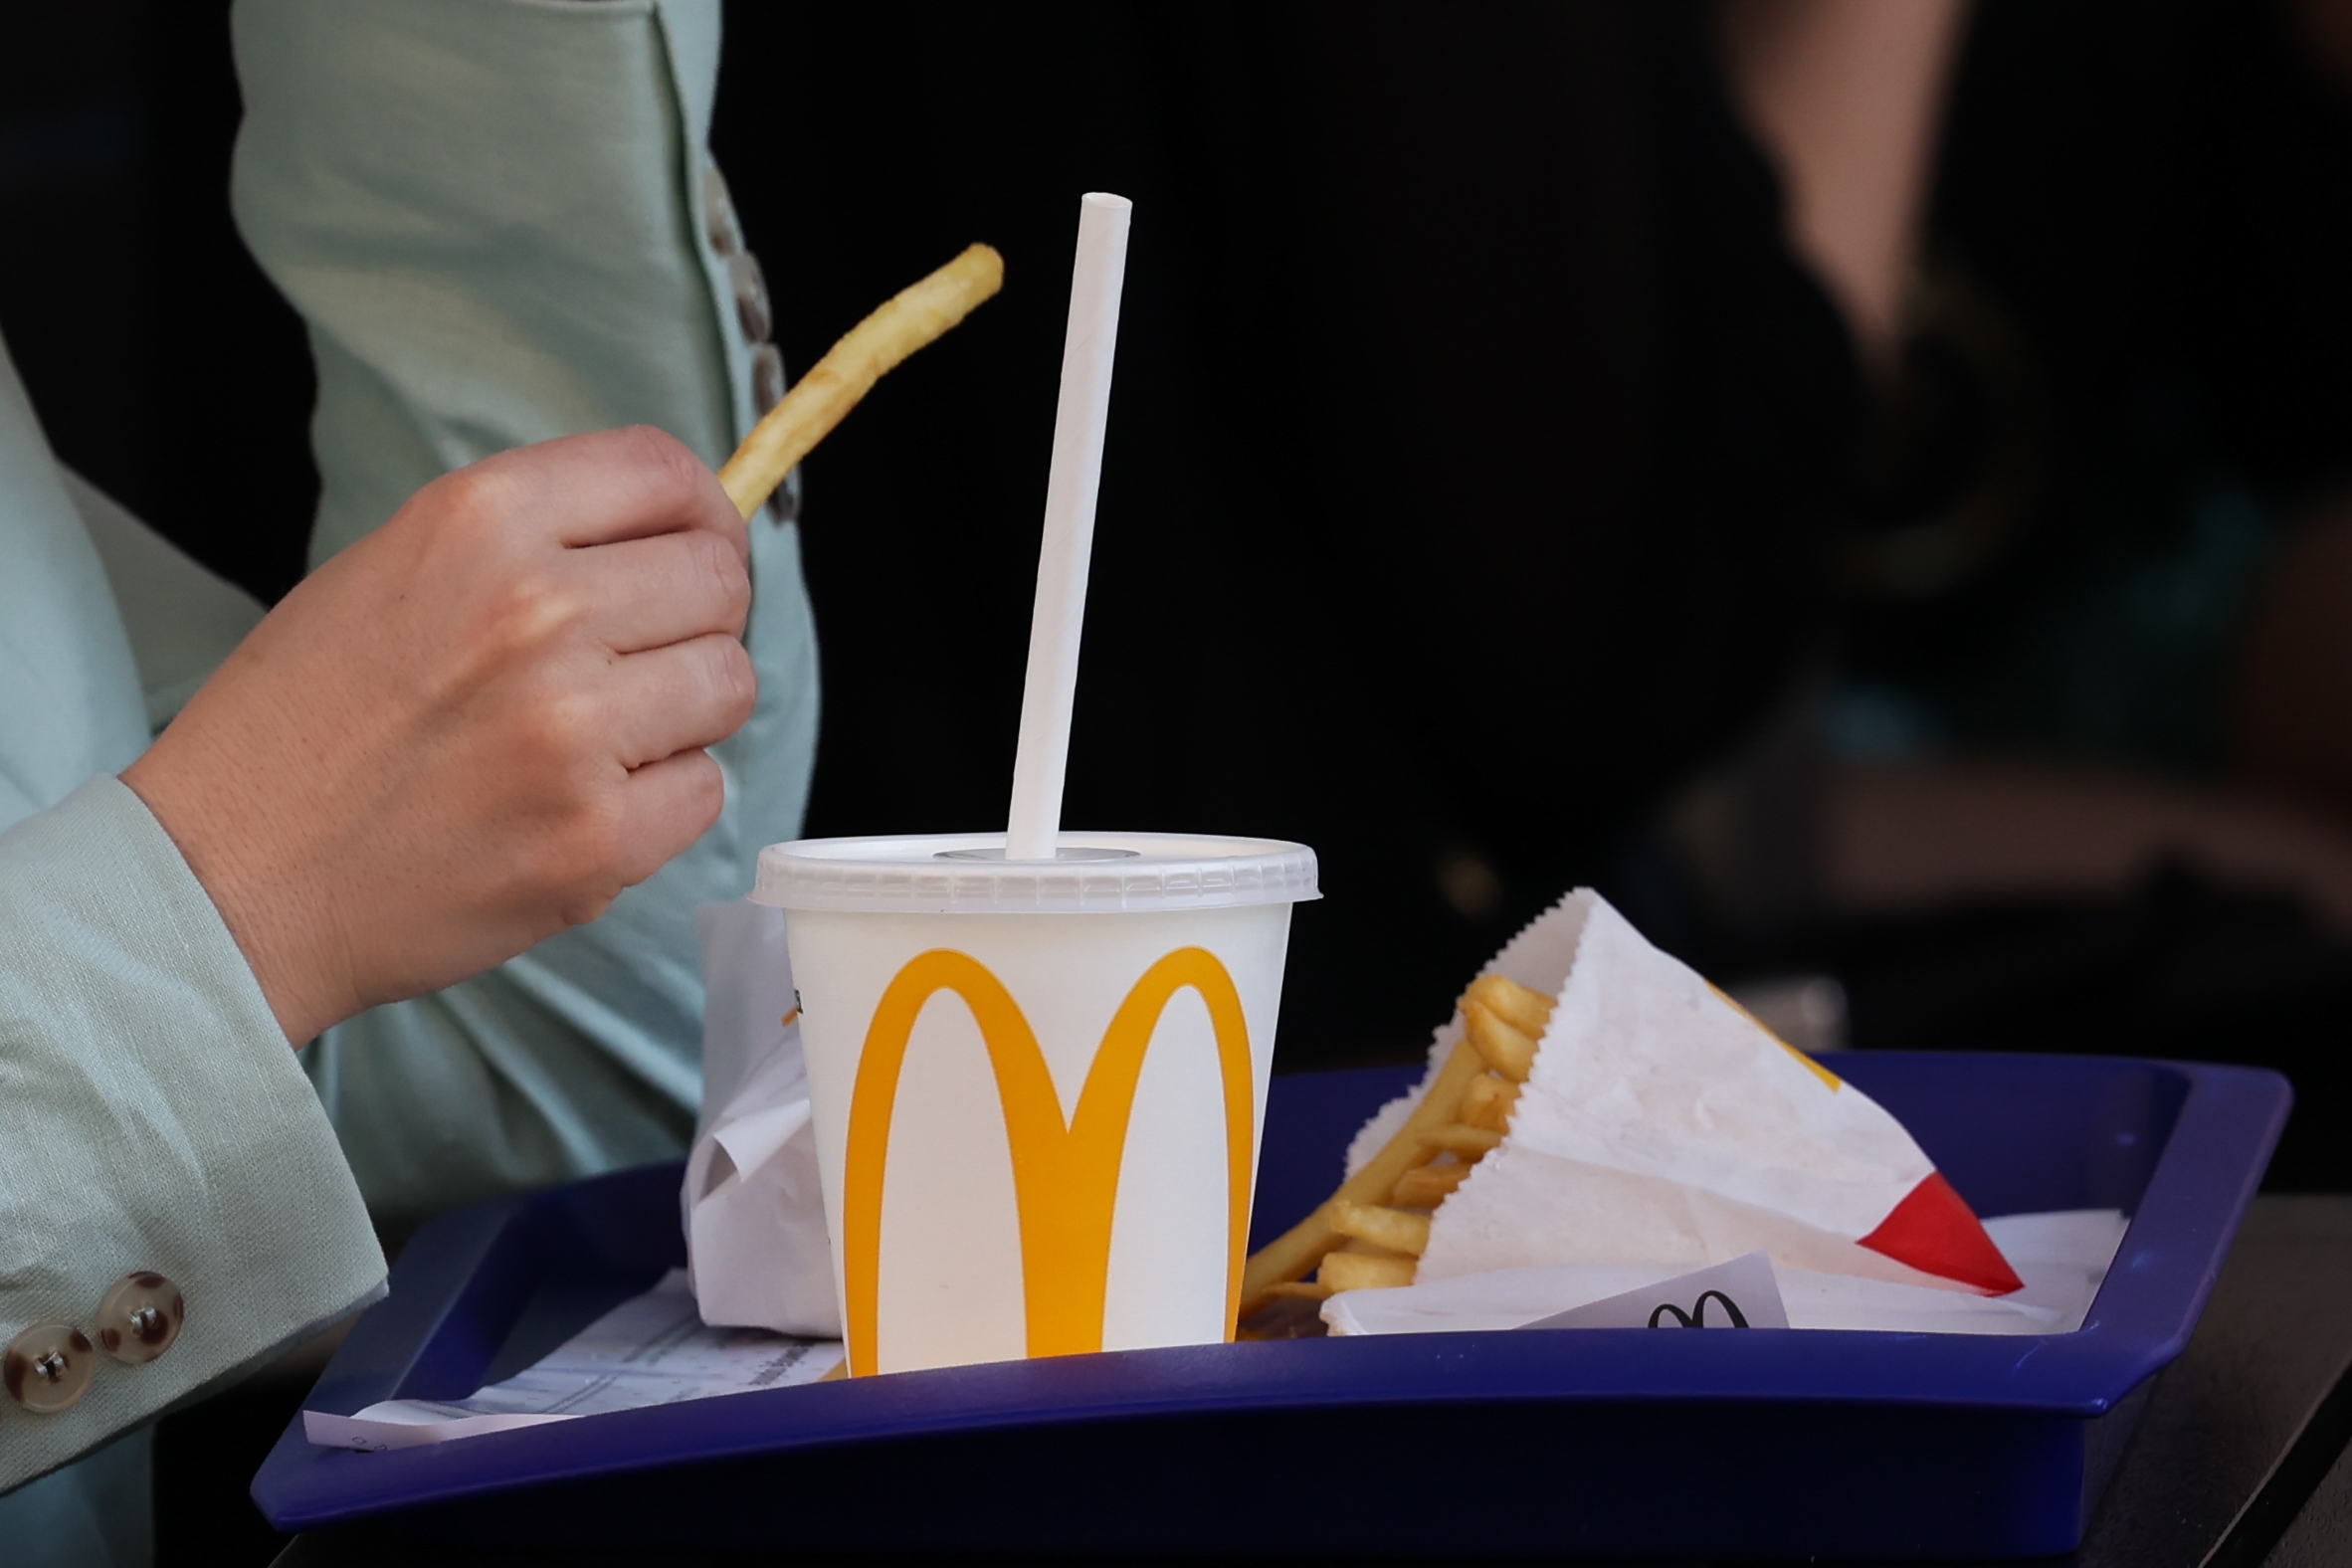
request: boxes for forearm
[0,780,381,1493]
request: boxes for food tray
[255,1053,2287,1559]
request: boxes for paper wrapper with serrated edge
[1346,890,2021,1295]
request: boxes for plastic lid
[753,833,1319,914]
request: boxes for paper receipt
[304,1270,844,1452]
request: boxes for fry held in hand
[716,243,1004,518]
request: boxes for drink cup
[754,833,1317,1377]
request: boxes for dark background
[711,2,1855,1065]
[4,1,1858,1070]
[11,4,2352,1560]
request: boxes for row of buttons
[3,1273,183,1418]
[702,162,801,525]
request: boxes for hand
[122,427,756,1045]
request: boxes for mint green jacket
[0,0,816,1526]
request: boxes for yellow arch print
[841,946,1257,1377]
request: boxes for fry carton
[1345,889,2020,1296]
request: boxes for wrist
[120,737,356,1047]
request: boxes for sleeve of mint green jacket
[61,469,267,736]
[229,0,820,1227]
[0,778,385,1493]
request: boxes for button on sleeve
[94,1274,184,1365]
[4,1326,97,1415]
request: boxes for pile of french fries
[1238,973,1559,1316]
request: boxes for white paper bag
[1320,1212,2125,1338]
[682,899,840,1336]
[1351,889,2020,1297]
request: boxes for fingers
[573,527,752,652]
[601,632,758,769]
[480,426,750,564]
[612,749,728,886]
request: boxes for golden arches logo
[842,946,1256,1378]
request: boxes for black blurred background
[12,4,2352,1557]
[14,0,2352,1145]
[3,2,1858,1071]
[714,3,1854,1068]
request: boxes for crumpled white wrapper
[1324,1210,2128,1338]
[681,899,839,1337]
[1345,889,2021,1297]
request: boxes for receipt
[304,1270,843,1452]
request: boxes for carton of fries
[1242,889,2022,1317]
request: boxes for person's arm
[0,781,384,1495]
[228,0,821,1223]
[2,403,752,1489]
[0,335,371,1496]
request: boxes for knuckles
[485,570,590,658]
[514,769,632,911]
[653,750,729,860]
[699,636,759,729]
[558,791,635,898]
[515,686,605,772]
[611,424,747,558]
[684,528,754,633]
[416,463,526,548]
[615,424,707,497]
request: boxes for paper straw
[1006,193,1131,861]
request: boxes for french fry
[1237,1039,1487,1316]
[1419,1123,1503,1158]
[1465,973,1556,1039]
[1461,1074,1521,1133]
[716,244,1004,518]
[1331,1201,1432,1258]
[1262,1280,1333,1301]
[1318,1253,1417,1292]
[1390,1161,1472,1208]
[1464,1000,1538,1082]
[1237,976,1559,1325]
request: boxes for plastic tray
[255,1053,2288,1559]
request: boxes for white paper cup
[754,833,1317,1376]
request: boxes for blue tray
[255,1053,2287,1559]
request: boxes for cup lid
[753,833,1319,914]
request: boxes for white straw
[1006,193,1131,861]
